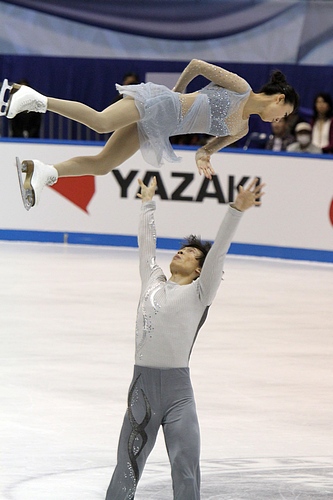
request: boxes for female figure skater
[2,59,297,207]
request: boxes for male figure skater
[106,176,265,499]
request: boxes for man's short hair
[180,235,212,268]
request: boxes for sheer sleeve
[173,59,249,95]
[201,128,249,154]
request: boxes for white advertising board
[0,141,332,262]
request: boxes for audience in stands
[111,72,141,104]
[264,118,295,152]
[287,122,322,154]
[311,92,333,154]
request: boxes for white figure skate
[0,79,13,116]
[0,79,47,118]
[15,157,58,210]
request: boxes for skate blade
[15,157,35,211]
[0,79,13,116]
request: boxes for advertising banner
[0,141,332,262]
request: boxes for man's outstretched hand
[231,178,265,212]
[137,176,157,202]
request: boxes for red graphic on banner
[50,176,95,213]
[330,198,333,226]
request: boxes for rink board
[0,140,332,263]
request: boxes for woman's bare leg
[7,82,140,133]
[54,123,140,177]
[47,96,140,134]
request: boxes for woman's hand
[195,149,216,179]
[137,176,157,202]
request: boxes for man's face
[170,246,203,277]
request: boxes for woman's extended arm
[195,129,248,178]
[173,59,249,94]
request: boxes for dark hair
[259,70,299,111]
[313,92,333,120]
[122,71,139,83]
[181,235,212,269]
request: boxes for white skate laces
[0,79,47,118]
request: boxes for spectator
[242,131,268,150]
[10,79,42,138]
[111,72,140,103]
[170,131,210,147]
[285,110,303,136]
[265,117,295,151]
[311,92,333,154]
[287,122,322,153]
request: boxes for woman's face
[261,94,293,123]
[315,96,330,116]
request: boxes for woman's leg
[54,123,140,177]
[47,96,140,134]
[20,124,140,207]
[7,81,140,134]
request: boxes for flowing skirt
[116,82,182,167]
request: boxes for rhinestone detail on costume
[199,83,230,136]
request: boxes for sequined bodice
[172,59,251,139]
[199,83,250,136]
[198,84,230,136]
[173,83,250,138]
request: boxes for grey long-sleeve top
[135,201,243,368]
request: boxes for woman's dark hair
[313,92,333,120]
[181,235,212,269]
[259,70,299,111]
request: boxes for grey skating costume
[116,63,251,167]
[106,202,243,500]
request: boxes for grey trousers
[105,365,201,500]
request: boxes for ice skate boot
[1,81,48,118]
[0,79,13,116]
[16,157,58,210]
